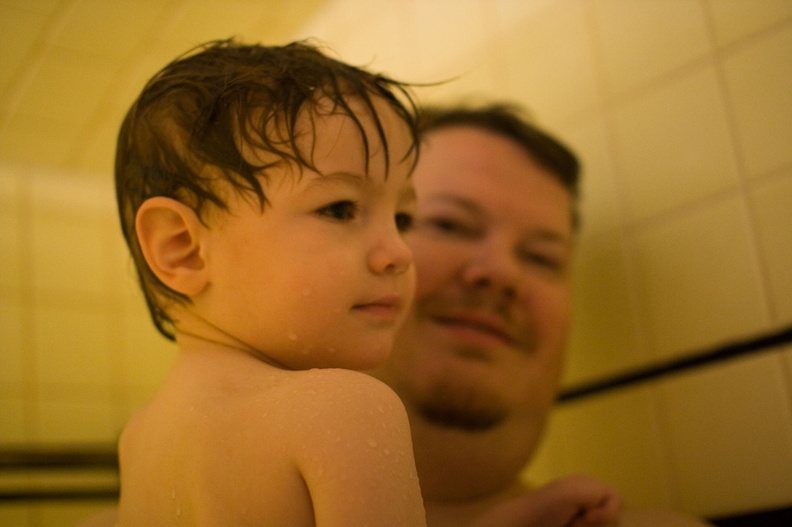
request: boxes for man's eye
[421,216,477,238]
[316,201,358,221]
[395,212,414,233]
[519,250,565,272]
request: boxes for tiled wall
[0,166,177,524]
[1,0,791,524]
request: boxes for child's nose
[368,229,413,275]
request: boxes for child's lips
[353,295,402,320]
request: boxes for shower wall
[1,0,791,523]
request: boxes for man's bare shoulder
[622,507,714,526]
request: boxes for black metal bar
[710,505,792,526]
[558,324,792,403]
[0,488,119,502]
[0,446,118,470]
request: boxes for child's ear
[135,197,209,297]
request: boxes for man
[371,103,711,527]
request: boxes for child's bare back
[119,342,422,526]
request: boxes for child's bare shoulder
[277,368,411,446]
[277,368,405,419]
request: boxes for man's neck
[408,410,533,503]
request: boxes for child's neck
[172,309,290,370]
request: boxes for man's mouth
[432,314,514,345]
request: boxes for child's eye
[316,201,358,221]
[395,212,414,233]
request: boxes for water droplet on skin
[302,288,312,296]
[327,347,337,354]
[288,331,298,341]
[376,405,384,414]
[383,448,391,456]
[171,489,176,499]
[367,438,378,448]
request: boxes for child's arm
[470,474,622,527]
[291,369,426,527]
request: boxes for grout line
[17,167,38,444]
[702,0,779,327]
[0,0,80,130]
[580,0,654,363]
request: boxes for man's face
[373,126,574,437]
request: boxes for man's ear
[135,197,209,297]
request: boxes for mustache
[420,293,539,352]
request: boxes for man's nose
[460,240,521,299]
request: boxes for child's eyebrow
[309,171,368,189]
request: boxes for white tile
[502,2,599,121]
[31,212,109,296]
[120,304,177,390]
[407,0,488,82]
[28,169,115,217]
[591,0,711,96]
[51,0,170,58]
[0,113,82,168]
[32,303,114,386]
[633,195,769,360]
[722,24,792,179]
[785,345,792,396]
[0,298,26,387]
[0,394,28,443]
[154,1,272,61]
[0,505,31,527]
[0,210,23,289]
[566,229,645,384]
[0,169,23,288]
[12,47,120,123]
[33,390,120,443]
[491,0,557,31]
[520,409,569,486]
[0,6,47,99]
[552,386,675,508]
[659,351,792,516]
[613,64,740,222]
[705,0,792,47]
[39,502,119,527]
[750,172,792,323]
[556,115,623,234]
[0,164,23,207]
